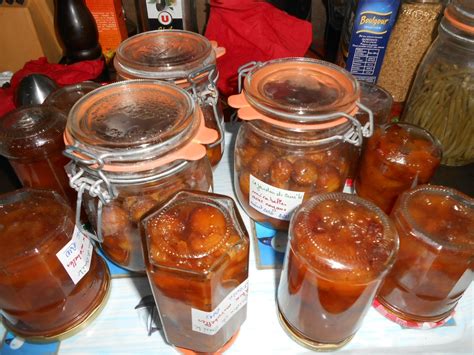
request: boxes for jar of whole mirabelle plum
[142,190,249,353]
[229,58,373,230]
[114,30,226,167]
[64,80,217,273]
[0,189,110,341]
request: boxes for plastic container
[64,80,217,272]
[0,189,110,341]
[44,81,100,115]
[355,122,442,213]
[277,192,398,350]
[403,0,474,166]
[142,191,249,353]
[114,30,226,167]
[377,185,474,324]
[228,58,373,230]
[0,105,76,206]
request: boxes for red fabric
[205,0,313,96]
[0,57,104,117]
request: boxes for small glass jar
[377,185,474,324]
[0,189,110,341]
[142,191,249,353]
[357,81,394,127]
[229,58,373,230]
[277,192,398,351]
[44,81,101,115]
[0,105,76,206]
[114,30,226,167]
[64,80,217,272]
[355,122,442,213]
[403,0,474,166]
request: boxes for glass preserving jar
[403,0,474,166]
[0,189,110,341]
[0,105,76,207]
[377,185,474,324]
[44,81,101,115]
[114,30,226,167]
[142,190,249,353]
[355,122,442,214]
[229,58,373,230]
[64,80,217,272]
[277,192,398,350]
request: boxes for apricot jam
[143,191,249,353]
[378,185,474,323]
[0,189,110,341]
[277,192,398,350]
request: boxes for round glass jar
[355,122,442,214]
[44,81,101,115]
[0,105,76,206]
[142,190,249,353]
[277,192,398,351]
[377,185,474,324]
[403,0,474,166]
[229,58,373,230]
[0,189,110,341]
[114,30,226,167]
[64,80,217,273]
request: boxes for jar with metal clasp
[114,29,226,167]
[64,80,217,272]
[229,58,373,230]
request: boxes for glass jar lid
[0,189,72,267]
[0,105,67,159]
[143,191,248,273]
[290,192,399,283]
[243,58,360,122]
[114,30,215,80]
[45,81,101,115]
[65,80,217,172]
[398,185,474,253]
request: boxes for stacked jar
[64,80,217,272]
[114,30,226,167]
[229,58,373,230]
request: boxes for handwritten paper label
[249,175,305,221]
[56,227,93,285]
[191,279,249,336]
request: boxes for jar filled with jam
[0,189,110,341]
[0,105,76,206]
[114,30,226,167]
[277,192,398,350]
[355,122,442,213]
[142,190,249,353]
[229,58,373,230]
[44,81,101,115]
[377,185,474,324]
[64,80,217,272]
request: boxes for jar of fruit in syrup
[377,185,474,324]
[0,105,76,206]
[142,190,249,353]
[229,58,373,230]
[0,189,110,341]
[64,80,217,272]
[277,192,398,350]
[114,30,226,167]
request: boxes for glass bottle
[64,80,217,272]
[403,0,474,166]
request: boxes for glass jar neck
[439,17,474,49]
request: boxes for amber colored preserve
[378,185,474,323]
[0,189,110,340]
[356,122,441,213]
[277,193,398,350]
[143,191,249,353]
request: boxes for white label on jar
[191,279,249,336]
[56,227,93,285]
[249,175,305,221]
